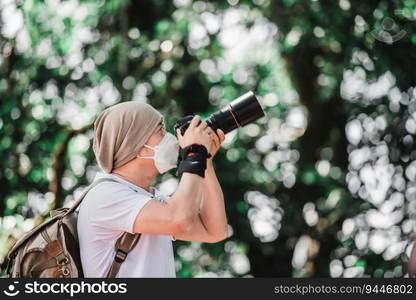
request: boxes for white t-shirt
[77,172,176,278]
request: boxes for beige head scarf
[93,102,163,173]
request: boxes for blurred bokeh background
[1,0,416,277]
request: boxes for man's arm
[173,159,228,243]
[199,159,228,239]
[133,161,227,243]
[133,172,204,237]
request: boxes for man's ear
[137,144,152,158]
[136,145,145,158]
[137,147,145,158]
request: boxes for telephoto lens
[174,91,265,136]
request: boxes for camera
[173,91,265,136]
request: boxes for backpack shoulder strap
[72,176,141,277]
[106,232,141,278]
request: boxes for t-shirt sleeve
[88,182,152,234]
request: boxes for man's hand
[206,127,225,159]
[175,115,213,152]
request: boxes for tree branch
[48,123,93,212]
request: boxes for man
[77,101,228,277]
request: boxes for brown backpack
[5,177,141,278]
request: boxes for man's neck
[110,170,155,193]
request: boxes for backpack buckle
[55,253,69,266]
[114,249,127,263]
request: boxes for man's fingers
[211,129,220,145]
[217,129,225,142]
[198,121,208,130]
[176,128,182,138]
[189,115,201,129]
[213,138,219,150]
[203,125,213,133]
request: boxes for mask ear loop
[137,145,156,159]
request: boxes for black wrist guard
[177,144,211,178]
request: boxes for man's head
[93,102,164,174]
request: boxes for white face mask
[137,132,179,173]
